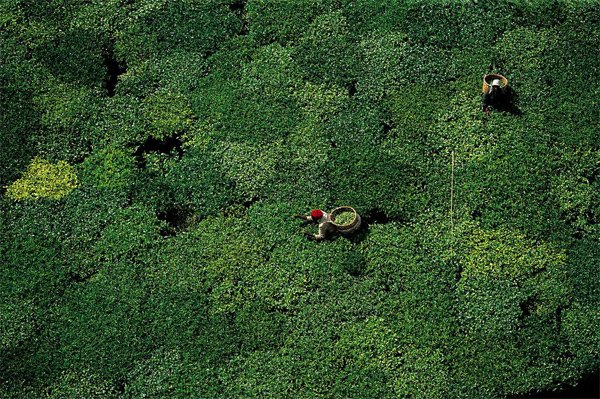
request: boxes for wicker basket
[482,73,508,93]
[330,206,362,235]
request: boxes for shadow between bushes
[157,206,196,237]
[133,135,184,168]
[508,371,599,399]
[339,208,397,245]
[102,42,127,97]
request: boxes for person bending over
[482,79,509,114]
[294,209,335,241]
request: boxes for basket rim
[483,73,508,87]
[330,206,357,226]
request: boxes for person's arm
[303,222,329,241]
[482,93,492,113]
[304,232,317,241]
[293,214,311,221]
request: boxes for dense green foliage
[1,0,599,398]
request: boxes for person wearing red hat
[294,209,335,241]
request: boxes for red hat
[311,209,324,220]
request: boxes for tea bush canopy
[1,0,599,398]
[5,157,78,201]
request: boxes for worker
[482,79,508,114]
[293,209,335,241]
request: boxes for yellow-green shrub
[5,157,78,200]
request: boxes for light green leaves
[143,90,194,141]
[6,157,78,200]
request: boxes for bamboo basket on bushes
[330,206,361,234]
[482,73,508,93]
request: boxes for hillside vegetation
[1,1,599,398]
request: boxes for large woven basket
[330,206,361,234]
[482,73,508,93]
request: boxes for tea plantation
[1,1,599,398]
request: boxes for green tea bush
[178,217,267,316]
[293,11,357,87]
[5,157,78,201]
[32,28,107,88]
[258,238,351,312]
[319,96,424,219]
[340,0,409,38]
[139,235,241,355]
[117,51,207,97]
[328,145,410,219]
[192,43,303,143]
[217,140,283,202]
[246,0,337,45]
[292,81,348,122]
[115,0,241,66]
[0,298,35,351]
[97,94,148,148]
[360,222,457,345]
[0,61,39,186]
[455,113,568,239]
[554,4,599,94]
[189,36,255,119]
[142,216,272,321]
[358,31,458,100]
[36,206,159,384]
[31,81,104,162]
[124,347,224,398]
[381,84,458,217]
[495,27,561,109]
[78,147,136,192]
[247,200,313,248]
[43,369,118,399]
[330,317,405,397]
[399,2,508,48]
[14,0,89,25]
[142,89,194,141]
[217,350,293,398]
[551,149,600,237]
[0,200,68,387]
[451,223,572,398]
[160,144,234,217]
[55,184,135,285]
[268,140,334,205]
[561,236,600,375]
